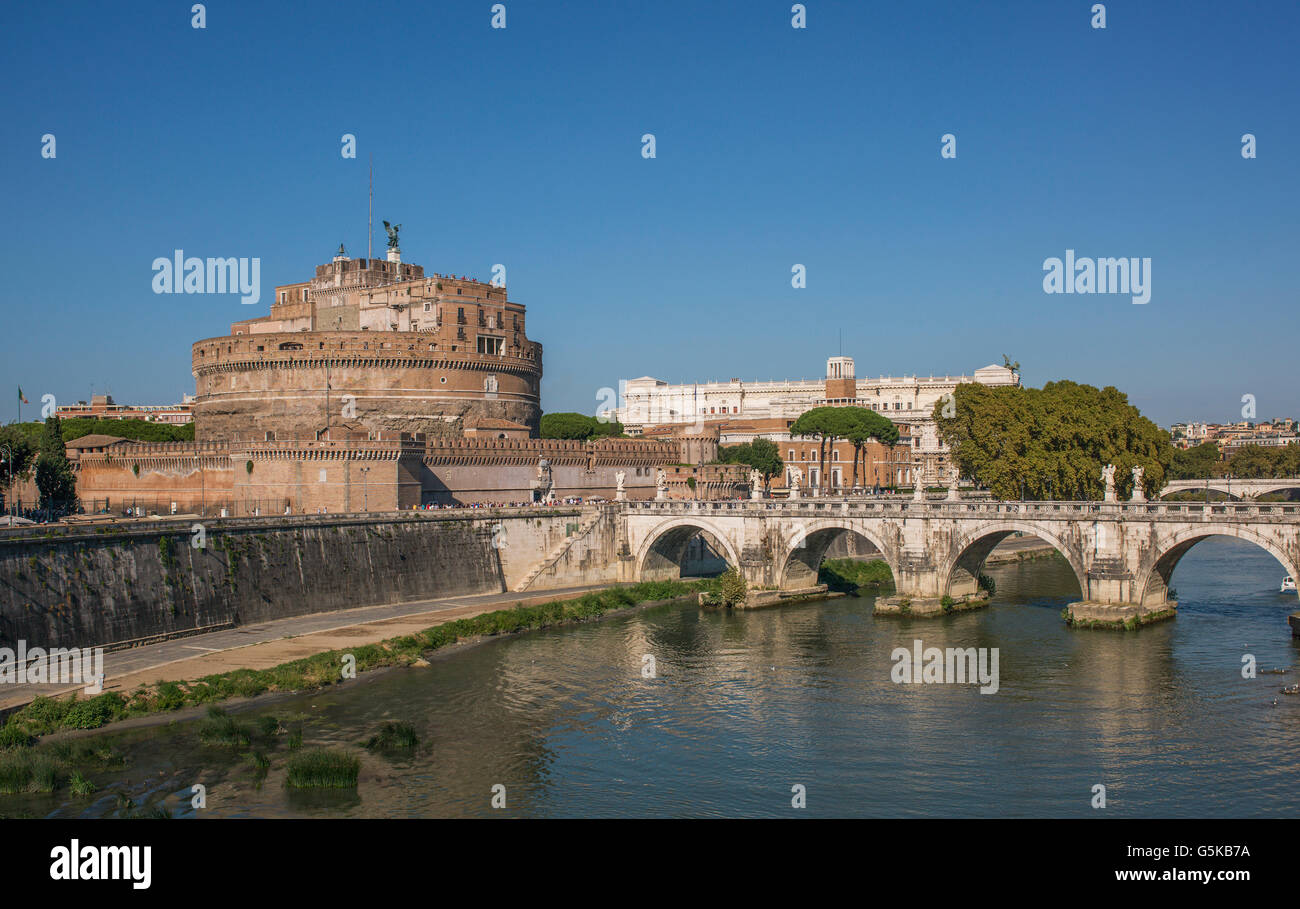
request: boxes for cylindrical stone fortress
[191,249,543,441]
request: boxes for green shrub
[63,693,126,729]
[719,568,748,607]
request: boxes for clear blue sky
[2,0,1297,426]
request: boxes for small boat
[1282,576,1297,593]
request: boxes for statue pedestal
[751,488,762,500]
[387,247,401,264]
[616,490,627,502]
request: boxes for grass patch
[68,771,96,797]
[0,751,59,794]
[364,721,419,751]
[285,749,360,789]
[197,707,252,747]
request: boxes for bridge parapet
[619,497,1300,628]
[622,498,1300,524]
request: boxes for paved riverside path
[0,584,621,712]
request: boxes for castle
[194,244,542,440]
[71,245,745,516]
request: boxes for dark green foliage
[819,558,894,592]
[539,412,623,440]
[198,707,252,746]
[935,380,1172,500]
[286,749,360,789]
[718,568,747,606]
[365,721,419,751]
[8,417,194,444]
[718,438,785,486]
[0,725,34,749]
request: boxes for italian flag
[17,387,28,404]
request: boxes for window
[477,336,504,355]
[423,302,431,312]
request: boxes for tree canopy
[717,438,784,484]
[7,417,194,445]
[790,406,900,488]
[934,380,1172,500]
[34,416,78,516]
[539,412,624,440]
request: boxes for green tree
[35,416,78,516]
[540,413,596,440]
[539,412,624,440]
[1226,444,1280,479]
[841,408,899,489]
[0,425,36,513]
[1169,442,1221,480]
[790,406,848,490]
[717,438,784,491]
[935,381,1172,501]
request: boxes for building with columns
[608,356,1020,492]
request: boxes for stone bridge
[1156,478,1300,500]
[616,497,1300,626]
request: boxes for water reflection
[7,536,1297,819]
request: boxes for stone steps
[513,513,604,592]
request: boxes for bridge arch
[1136,524,1300,606]
[634,517,742,583]
[1155,480,1300,500]
[776,520,898,590]
[941,521,1087,600]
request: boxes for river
[7,535,1299,818]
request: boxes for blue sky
[2,0,1297,426]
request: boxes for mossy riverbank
[0,579,718,746]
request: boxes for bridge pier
[1065,600,1177,630]
[621,498,1300,632]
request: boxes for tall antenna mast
[368,155,373,261]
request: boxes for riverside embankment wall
[0,507,610,651]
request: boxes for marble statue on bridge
[1102,464,1117,502]
[1131,465,1146,503]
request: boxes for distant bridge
[1156,478,1300,500]
[615,497,1300,624]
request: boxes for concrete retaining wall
[0,508,606,651]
